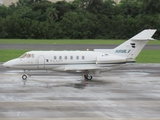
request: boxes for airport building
[0,0,3,5]
[114,0,121,4]
[3,0,72,6]
[2,0,121,6]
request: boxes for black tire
[84,74,88,80]
[84,75,92,80]
[87,76,93,80]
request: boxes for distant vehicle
[3,29,157,85]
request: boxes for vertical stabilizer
[113,29,157,59]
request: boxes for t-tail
[113,29,157,61]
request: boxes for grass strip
[0,49,160,63]
[0,50,28,62]
[0,39,160,45]
[136,50,160,63]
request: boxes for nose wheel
[22,74,27,80]
[22,74,28,85]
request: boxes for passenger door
[38,56,45,69]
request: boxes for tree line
[0,0,160,39]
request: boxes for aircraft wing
[64,66,101,72]
[60,64,126,73]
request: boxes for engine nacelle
[96,55,126,64]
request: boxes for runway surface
[0,44,160,50]
[0,63,160,119]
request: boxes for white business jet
[3,29,156,85]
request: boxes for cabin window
[65,56,67,60]
[54,56,56,60]
[70,56,73,60]
[76,56,79,60]
[82,56,85,60]
[59,56,62,60]
[32,54,34,58]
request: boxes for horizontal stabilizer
[130,29,157,40]
[131,38,155,41]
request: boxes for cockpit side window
[26,54,31,58]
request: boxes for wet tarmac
[0,63,160,119]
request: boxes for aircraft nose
[3,60,15,68]
[3,62,11,68]
[3,59,19,68]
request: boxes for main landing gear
[84,74,93,81]
[80,74,93,87]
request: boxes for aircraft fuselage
[3,51,126,71]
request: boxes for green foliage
[139,0,160,15]
[59,11,99,39]
[0,0,160,39]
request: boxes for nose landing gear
[22,74,28,85]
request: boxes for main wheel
[87,75,93,80]
[84,74,93,80]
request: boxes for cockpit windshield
[19,53,34,58]
[19,53,27,58]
